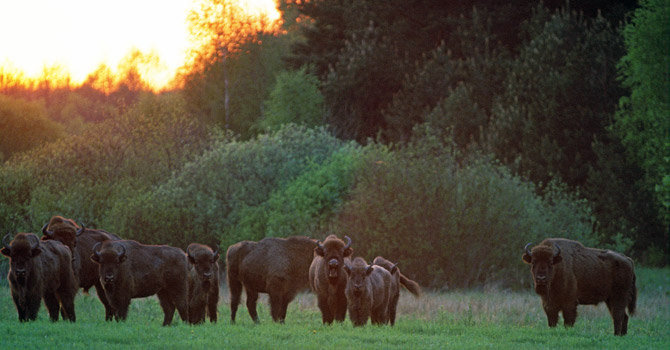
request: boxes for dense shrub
[107,124,348,249]
[329,131,596,290]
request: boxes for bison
[522,238,637,335]
[2,232,77,322]
[186,243,220,324]
[226,236,316,323]
[41,215,122,321]
[309,234,353,324]
[372,256,421,325]
[91,239,189,326]
[344,257,393,326]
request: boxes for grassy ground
[0,267,667,349]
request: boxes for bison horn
[76,224,86,236]
[117,244,126,260]
[42,223,54,237]
[553,244,561,258]
[2,233,11,251]
[92,242,102,259]
[317,240,324,251]
[524,243,533,257]
[343,235,352,250]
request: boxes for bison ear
[343,247,353,258]
[211,252,219,263]
[365,265,374,276]
[552,254,562,265]
[1,247,9,257]
[187,254,195,265]
[315,246,325,257]
[31,246,42,258]
[343,264,351,275]
[522,253,532,264]
[91,253,100,263]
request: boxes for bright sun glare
[0,0,280,91]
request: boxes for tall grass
[0,268,668,349]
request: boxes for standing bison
[41,215,121,321]
[226,236,316,323]
[2,233,77,322]
[309,234,353,324]
[91,239,189,326]
[522,238,637,335]
[344,257,393,326]
[187,243,220,324]
[372,256,421,325]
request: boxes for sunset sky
[0,0,280,90]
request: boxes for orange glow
[0,0,281,92]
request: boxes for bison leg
[388,295,399,326]
[317,295,334,324]
[12,293,28,321]
[607,301,628,336]
[245,289,260,323]
[157,291,177,326]
[333,293,347,322]
[269,292,290,323]
[94,281,115,321]
[543,304,559,328]
[562,303,577,328]
[207,290,218,323]
[229,278,243,323]
[43,292,61,321]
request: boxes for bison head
[187,243,219,283]
[91,241,126,287]
[41,216,79,249]
[315,235,352,282]
[522,243,562,295]
[2,233,42,285]
[344,257,373,296]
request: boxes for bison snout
[328,259,339,268]
[202,271,212,279]
[104,274,115,283]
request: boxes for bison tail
[399,273,422,297]
[628,273,637,316]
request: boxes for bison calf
[522,238,637,335]
[41,215,122,321]
[344,257,393,326]
[372,256,421,325]
[91,239,189,326]
[2,233,77,322]
[226,236,316,323]
[187,243,220,324]
[309,234,353,324]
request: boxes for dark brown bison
[41,215,121,321]
[2,232,77,322]
[226,236,316,323]
[344,257,393,326]
[372,256,421,325]
[309,234,353,324]
[91,239,189,326]
[186,243,220,324]
[522,238,637,335]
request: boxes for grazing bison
[2,233,77,322]
[91,239,189,326]
[309,234,353,324]
[186,243,220,324]
[41,216,121,321]
[372,256,421,325]
[522,238,637,335]
[344,257,393,326]
[226,236,316,323]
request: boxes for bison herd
[1,216,637,335]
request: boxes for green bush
[329,131,595,290]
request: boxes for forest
[0,0,667,290]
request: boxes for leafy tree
[614,0,670,225]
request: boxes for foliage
[0,94,64,162]
[330,130,596,289]
[614,0,670,225]
[256,67,325,132]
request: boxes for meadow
[0,267,667,349]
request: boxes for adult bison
[522,238,637,335]
[226,236,316,323]
[91,239,189,326]
[41,215,121,321]
[372,256,421,325]
[309,234,353,324]
[186,243,220,324]
[344,257,393,326]
[2,233,77,322]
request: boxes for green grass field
[1,267,668,349]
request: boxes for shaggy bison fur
[226,236,316,323]
[522,238,637,335]
[309,234,353,324]
[372,256,421,325]
[344,257,393,326]
[91,239,189,326]
[41,216,121,320]
[2,232,77,322]
[186,243,220,324]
